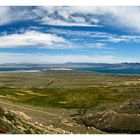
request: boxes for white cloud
[49,28,140,43]
[106,35,140,43]
[102,7,140,32]
[0,6,104,26]
[74,6,140,32]
[0,53,139,64]
[0,31,71,49]
[0,7,11,25]
[33,6,140,31]
[49,28,108,37]
[86,43,106,49]
[0,7,34,26]
[0,30,108,49]
[1,6,140,32]
[33,6,101,27]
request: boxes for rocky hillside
[1,99,140,134]
[116,99,140,114]
[0,107,71,134]
[74,99,140,134]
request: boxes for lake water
[0,68,40,72]
[76,67,140,74]
[0,67,140,74]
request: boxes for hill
[74,99,140,134]
[0,107,70,134]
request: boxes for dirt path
[0,100,85,120]
[0,100,58,117]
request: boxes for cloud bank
[0,31,71,49]
[0,53,140,64]
[1,6,140,32]
[0,6,140,63]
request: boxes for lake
[0,67,140,74]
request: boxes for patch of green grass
[0,71,140,110]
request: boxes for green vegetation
[0,71,140,110]
[0,70,140,133]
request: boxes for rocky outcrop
[0,107,70,134]
[74,100,140,134]
[116,99,140,114]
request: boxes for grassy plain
[0,70,140,133]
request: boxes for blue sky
[0,6,140,63]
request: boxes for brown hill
[74,100,140,134]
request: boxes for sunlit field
[0,71,140,133]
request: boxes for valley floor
[0,70,140,134]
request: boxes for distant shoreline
[0,70,41,73]
[0,67,140,75]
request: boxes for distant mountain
[0,62,140,68]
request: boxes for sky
[0,6,140,64]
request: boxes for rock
[0,107,71,134]
[116,99,140,114]
[11,111,31,121]
[75,110,140,134]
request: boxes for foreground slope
[0,107,70,134]
[74,99,140,134]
